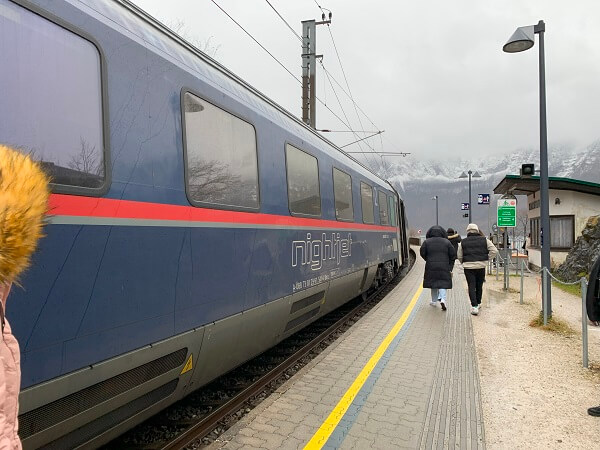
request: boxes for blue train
[0,0,411,447]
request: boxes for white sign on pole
[478,194,490,205]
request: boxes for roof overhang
[494,175,600,197]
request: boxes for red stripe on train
[48,194,398,232]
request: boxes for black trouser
[464,268,486,307]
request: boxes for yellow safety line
[304,283,424,449]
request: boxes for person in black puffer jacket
[447,228,461,271]
[587,254,600,417]
[420,225,456,311]
[457,223,498,316]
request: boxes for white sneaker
[471,306,479,315]
[430,301,437,307]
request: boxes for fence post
[507,253,511,291]
[495,255,499,281]
[542,268,548,326]
[582,277,589,368]
[520,258,524,305]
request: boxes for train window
[360,182,375,224]
[389,196,398,227]
[286,144,321,216]
[333,168,353,221]
[378,191,389,225]
[183,92,259,210]
[0,0,105,190]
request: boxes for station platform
[210,255,485,450]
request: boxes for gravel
[472,273,600,449]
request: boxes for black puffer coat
[420,226,456,289]
[587,255,600,323]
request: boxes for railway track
[106,256,414,450]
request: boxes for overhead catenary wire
[317,130,380,133]
[210,0,302,85]
[320,63,370,150]
[210,0,394,167]
[314,3,380,160]
[312,0,328,17]
[320,61,380,168]
[316,97,357,136]
[340,131,383,148]
[223,0,407,166]
[321,61,406,163]
[320,61,405,165]
[325,24,372,147]
[319,64,381,139]
[264,0,303,42]
[211,1,367,136]
[346,152,408,156]
[265,1,363,140]
[319,60,376,164]
[325,69,408,161]
[318,62,409,158]
[310,1,388,167]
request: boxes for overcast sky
[131,0,600,160]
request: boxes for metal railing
[542,267,589,368]
[507,259,590,368]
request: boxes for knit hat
[0,145,50,285]
[466,223,479,233]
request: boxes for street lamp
[503,20,551,316]
[431,195,439,226]
[459,170,481,223]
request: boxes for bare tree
[68,137,103,176]
[517,208,529,249]
[187,158,241,203]
[166,19,221,58]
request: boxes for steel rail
[160,277,396,450]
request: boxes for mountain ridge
[365,140,600,234]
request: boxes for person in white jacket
[457,223,498,315]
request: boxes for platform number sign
[461,202,469,211]
[497,198,517,227]
[478,194,490,205]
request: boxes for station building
[494,175,600,268]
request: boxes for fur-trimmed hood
[448,233,460,240]
[0,145,50,285]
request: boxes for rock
[554,215,600,282]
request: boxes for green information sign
[497,198,517,227]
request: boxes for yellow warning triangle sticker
[180,354,193,375]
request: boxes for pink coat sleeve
[0,283,22,449]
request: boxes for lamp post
[432,196,439,225]
[459,170,481,223]
[503,19,551,316]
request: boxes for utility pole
[301,13,331,128]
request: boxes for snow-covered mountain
[361,140,600,235]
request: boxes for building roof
[494,175,600,196]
